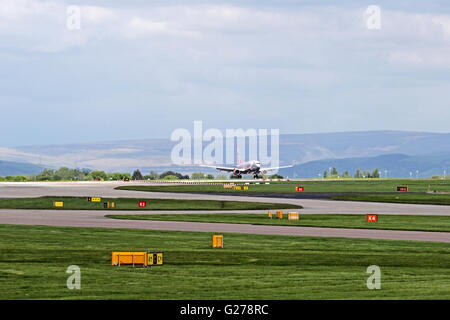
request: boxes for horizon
[7,129,450,148]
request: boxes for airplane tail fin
[237,144,243,165]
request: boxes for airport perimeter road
[0,181,449,216]
[0,208,449,243]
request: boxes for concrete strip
[0,209,448,243]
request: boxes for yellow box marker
[111,252,147,266]
[53,201,64,207]
[234,186,241,190]
[243,186,248,190]
[268,210,272,219]
[223,184,234,189]
[288,212,299,220]
[212,235,223,248]
[111,202,115,208]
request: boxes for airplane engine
[261,170,267,174]
[233,169,240,175]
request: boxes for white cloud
[125,16,199,38]
[2,1,450,146]
[432,15,450,38]
[81,5,116,23]
[388,50,450,68]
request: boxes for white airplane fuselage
[233,160,262,176]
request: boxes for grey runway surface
[0,181,449,242]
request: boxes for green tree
[162,175,179,180]
[354,168,362,179]
[331,167,338,176]
[160,171,189,179]
[37,169,55,181]
[206,174,215,179]
[191,172,206,179]
[132,169,143,180]
[72,169,89,180]
[270,174,284,179]
[372,168,380,178]
[342,171,351,178]
[323,170,328,179]
[108,172,131,180]
[54,167,73,180]
[148,170,160,180]
[89,170,107,181]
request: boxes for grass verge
[106,213,450,232]
[0,196,301,211]
[331,193,450,206]
[115,179,450,194]
[0,224,449,299]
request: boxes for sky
[1,0,450,147]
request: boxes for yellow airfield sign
[148,252,164,266]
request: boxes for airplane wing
[260,165,293,172]
[199,165,236,172]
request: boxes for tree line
[323,167,380,179]
[0,167,284,181]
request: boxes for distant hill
[0,160,45,176]
[0,130,449,177]
[279,153,450,178]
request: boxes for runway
[0,181,449,243]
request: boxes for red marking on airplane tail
[237,144,243,165]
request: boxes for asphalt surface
[0,181,449,243]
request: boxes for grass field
[331,193,450,205]
[106,213,450,232]
[0,224,449,299]
[115,179,450,194]
[0,196,301,211]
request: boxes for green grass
[106,213,450,232]
[331,193,450,206]
[0,196,301,211]
[0,224,449,299]
[115,179,450,194]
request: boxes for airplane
[200,147,293,179]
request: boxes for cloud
[125,16,199,38]
[1,1,450,147]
